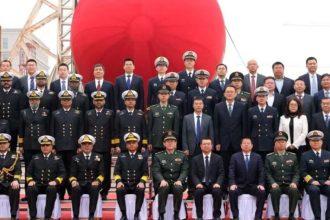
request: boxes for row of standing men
[0,128,329,220]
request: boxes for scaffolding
[7,0,77,80]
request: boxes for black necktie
[130,154,134,159]
[188,72,192,78]
[1,154,5,160]
[44,155,48,160]
[316,152,320,158]
[86,155,90,160]
[205,156,209,185]
[260,108,264,113]
[160,77,163,82]
[201,89,204,94]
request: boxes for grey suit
[242,73,266,94]
[182,113,214,156]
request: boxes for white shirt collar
[194,112,203,118]
[203,152,211,158]
[313,149,322,156]
[258,105,266,111]
[0,151,7,157]
[226,101,235,106]
[129,151,136,156]
[83,152,91,157]
[43,153,51,158]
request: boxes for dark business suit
[268,93,285,116]
[229,152,265,219]
[275,77,294,97]
[209,78,231,101]
[187,88,219,116]
[242,73,265,94]
[298,73,322,95]
[314,90,328,112]
[311,112,330,150]
[50,79,66,95]
[147,76,164,107]
[20,74,37,94]
[177,70,197,96]
[84,80,115,110]
[214,101,247,179]
[191,153,224,219]
[182,113,214,156]
[248,106,279,161]
[114,74,144,110]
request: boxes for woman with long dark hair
[279,97,308,159]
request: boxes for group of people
[0,52,329,219]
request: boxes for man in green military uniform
[147,85,180,153]
[265,131,300,220]
[152,131,189,220]
[230,71,252,107]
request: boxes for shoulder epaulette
[266,152,274,156]
[54,110,60,115]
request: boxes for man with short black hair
[50,63,70,95]
[272,61,294,97]
[298,57,322,95]
[20,59,38,94]
[114,58,144,111]
[0,59,21,91]
[209,63,230,101]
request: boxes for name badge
[206,96,212,99]
[138,155,143,160]
[266,115,273,118]
[324,159,330,163]
[161,160,167,164]
[153,83,158,87]
[253,115,258,119]
[175,158,182,162]
[308,159,314,164]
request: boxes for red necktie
[96,80,101,91]
[251,75,256,98]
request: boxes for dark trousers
[187,145,202,195]
[71,183,101,218]
[116,183,145,214]
[194,184,222,218]
[9,129,18,152]
[229,185,266,219]
[305,184,330,219]
[0,184,19,217]
[269,184,300,215]
[219,148,235,190]
[95,151,111,197]
[23,149,40,195]
[27,185,58,218]
[158,184,185,215]
[56,150,75,198]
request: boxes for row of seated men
[0,128,329,220]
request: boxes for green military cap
[91,91,107,100]
[154,56,169,67]
[58,90,74,99]
[78,134,96,145]
[0,72,13,81]
[274,131,288,142]
[255,86,269,96]
[124,132,140,143]
[157,84,171,94]
[38,135,55,145]
[164,72,179,82]
[0,133,11,143]
[68,73,83,82]
[307,130,324,141]
[121,90,138,100]
[182,50,197,61]
[36,71,47,79]
[26,90,42,99]
[162,130,177,142]
[195,69,210,79]
[229,71,244,81]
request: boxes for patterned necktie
[30,77,35,90]
[61,80,66,91]
[220,80,225,90]
[325,115,329,128]
[251,75,256,97]
[96,80,101,91]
